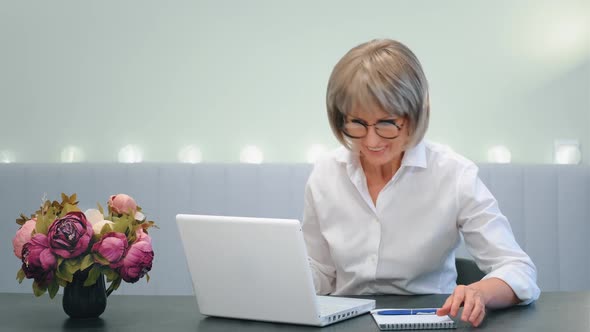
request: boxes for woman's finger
[461,289,475,321]
[437,294,453,315]
[449,286,466,317]
[472,304,486,327]
[468,297,484,324]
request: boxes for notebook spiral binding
[380,320,457,330]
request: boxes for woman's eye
[378,120,396,126]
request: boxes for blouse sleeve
[456,163,541,305]
[301,179,336,295]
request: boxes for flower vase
[62,269,107,319]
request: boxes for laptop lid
[176,214,374,326]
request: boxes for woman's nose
[363,126,382,145]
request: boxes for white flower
[134,211,145,221]
[85,208,114,234]
[85,209,104,224]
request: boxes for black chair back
[455,258,486,285]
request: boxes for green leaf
[56,277,68,288]
[16,268,26,283]
[80,255,94,272]
[32,281,47,297]
[100,223,113,236]
[61,203,80,215]
[103,269,119,282]
[64,257,82,275]
[146,273,150,283]
[48,279,59,299]
[146,220,159,229]
[93,253,110,266]
[112,216,130,234]
[106,277,121,297]
[92,232,102,243]
[35,213,54,235]
[16,214,29,226]
[127,229,137,243]
[83,266,101,286]
[56,262,73,283]
[97,202,105,216]
[56,269,73,283]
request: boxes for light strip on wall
[487,145,512,164]
[60,145,85,163]
[554,139,581,164]
[240,145,263,164]
[178,145,202,163]
[118,145,143,163]
[0,150,14,163]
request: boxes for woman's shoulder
[313,146,349,165]
[308,146,350,179]
[423,140,476,172]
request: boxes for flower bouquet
[13,193,156,299]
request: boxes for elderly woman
[302,39,540,327]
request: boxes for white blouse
[302,140,540,304]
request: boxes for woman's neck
[360,153,403,183]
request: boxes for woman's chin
[361,151,394,166]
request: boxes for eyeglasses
[342,118,403,139]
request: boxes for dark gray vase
[62,268,107,319]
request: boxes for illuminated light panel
[487,145,512,164]
[60,145,85,163]
[178,145,202,163]
[240,145,264,164]
[118,145,143,163]
[0,150,14,163]
[554,140,581,165]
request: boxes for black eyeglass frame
[341,118,403,139]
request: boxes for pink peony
[47,211,93,259]
[116,237,154,283]
[108,194,137,215]
[21,234,57,287]
[91,232,129,267]
[13,219,36,259]
[135,228,151,243]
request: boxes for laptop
[176,214,375,326]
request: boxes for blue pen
[377,309,437,315]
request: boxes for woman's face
[347,105,409,168]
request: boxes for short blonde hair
[326,39,430,149]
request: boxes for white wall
[1,0,589,163]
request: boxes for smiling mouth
[367,146,385,152]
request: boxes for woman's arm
[471,277,519,308]
[438,163,540,326]
[437,277,519,327]
[301,181,336,295]
[455,163,540,304]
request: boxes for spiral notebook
[370,309,457,330]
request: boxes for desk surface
[1,292,588,332]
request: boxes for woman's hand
[437,285,486,327]
[436,277,520,327]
